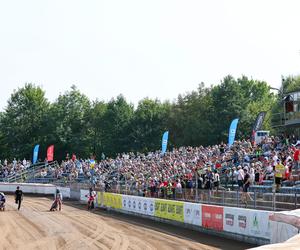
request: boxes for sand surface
[0,196,254,250]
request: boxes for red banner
[47,145,54,162]
[202,205,224,231]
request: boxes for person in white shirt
[237,166,244,190]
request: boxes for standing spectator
[293,143,300,170]
[237,166,244,191]
[241,168,252,204]
[275,159,285,192]
[213,170,220,191]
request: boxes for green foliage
[0,84,49,159]
[281,76,300,94]
[100,95,134,155]
[0,75,283,160]
[129,98,170,152]
[47,85,91,160]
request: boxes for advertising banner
[251,111,267,143]
[80,189,89,202]
[228,118,239,146]
[184,202,202,226]
[57,187,70,198]
[122,195,155,216]
[47,145,54,161]
[103,193,122,209]
[202,205,223,231]
[223,207,271,239]
[97,192,102,206]
[32,144,39,164]
[161,131,169,154]
[249,210,271,239]
[224,207,249,235]
[155,199,184,222]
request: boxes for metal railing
[1,161,59,183]
[98,184,300,212]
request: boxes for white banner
[122,195,154,216]
[223,207,271,239]
[80,189,89,202]
[57,187,70,198]
[184,202,202,226]
[248,210,271,239]
[224,207,250,235]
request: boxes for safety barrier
[1,183,298,247]
[79,191,300,246]
[0,182,70,198]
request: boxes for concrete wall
[0,182,70,198]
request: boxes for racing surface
[0,196,254,250]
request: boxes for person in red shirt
[293,144,300,170]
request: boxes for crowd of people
[1,134,300,205]
[36,134,299,203]
[0,159,31,179]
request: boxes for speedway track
[0,196,254,250]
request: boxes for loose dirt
[0,196,254,250]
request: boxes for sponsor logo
[176,205,183,215]
[123,199,126,207]
[138,201,141,210]
[186,208,191,215]
[128,200,131,208]
[204,212,211,219]
[225,213,234,226]
[238,215,247,229]
[253,214,259,229]
[143,202,147,211]
[133,200,136,209]
[215,213,222,220]
[150,203,154,212]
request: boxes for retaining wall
[0,182,70,198]
[78,190,300,246]
[0,183,298,247]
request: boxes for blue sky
[0,0,300,109]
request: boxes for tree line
[0,75,299,161]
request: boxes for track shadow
[65,201,256,250]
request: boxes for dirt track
[0,196,254,250]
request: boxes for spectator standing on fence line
[213,170,220,191]
[237,166,244,191]
[241,168,252,205]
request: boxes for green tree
[129,98,170,152]
[0,84,50,159]
[101,95,134,156]
[281,75,300,94]
[47,85,91,160]
[88,100,107,157]
[168,83,213,147]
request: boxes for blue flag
[33,144,39,164]
[228,119,239,146]
[161,131,169,154]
